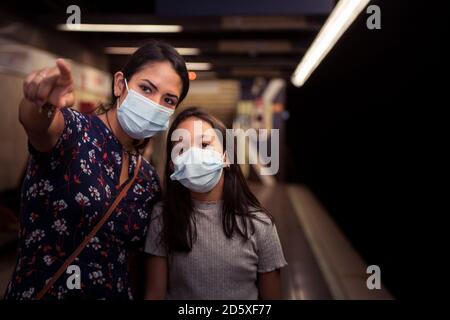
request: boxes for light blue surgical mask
[117,79,174,139]
[170,147,226,193]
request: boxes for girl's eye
[140,85,152,94]
[201,142,210,148]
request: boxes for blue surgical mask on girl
[170,147,226,193]
[117,78,174,139]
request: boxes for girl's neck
[190,174,224,203]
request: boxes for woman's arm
[144,254,168,300]
[19,59,75,153]
[258,269,282,300]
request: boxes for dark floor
[250,183,332,299]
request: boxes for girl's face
[173,116,224,157]
[114,61,182,109]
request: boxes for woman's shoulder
[140,157,157,174]
[57,108,92,144]
[60,107,90,126]
[140,157,161,181]
[31,108,90,157]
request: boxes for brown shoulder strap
[35,155,142,300]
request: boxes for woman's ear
[113,71,125,98]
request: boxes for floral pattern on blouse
[4,108,161,300]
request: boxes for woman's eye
[140,85,152,94]
[164,97,175,106]
[201,142,210,148]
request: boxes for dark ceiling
[1,0,335,79]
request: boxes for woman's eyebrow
[141,79,158,91]
[166,93,180,100]
[141,78,179,100]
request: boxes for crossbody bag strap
[35,155,142,300]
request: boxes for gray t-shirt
[144,200,287,300]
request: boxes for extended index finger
[56,59,72,82]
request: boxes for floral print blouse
[4,108,161,300]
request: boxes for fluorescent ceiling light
[104,47,136,55]
[104,47,200,55]
[57,24,182,33]
[174,48,201,56]
[291,0,370,87]
[186,62,212,71]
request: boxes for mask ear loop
[117,77,130,109]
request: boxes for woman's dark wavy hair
[162,106,274,253]
[97,40,189,150]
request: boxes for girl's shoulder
[231,208,275,239]
[151,201,164,217]
[248,208,274,225]
[247,209,276,239]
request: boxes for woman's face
[114,61,183,109]
[173,116,224,157]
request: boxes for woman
[144,107,287,300]
[4,41,189,300]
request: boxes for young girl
[144,107,287,299]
